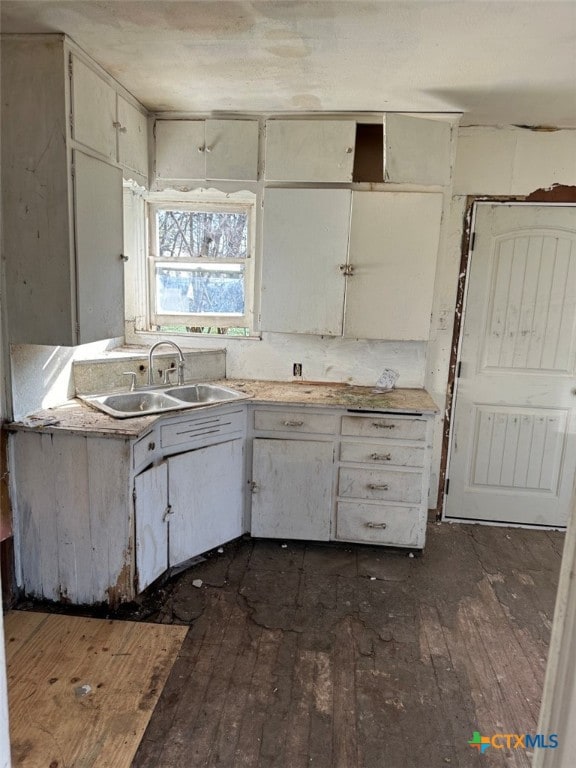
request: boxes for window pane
[157,209,248,259]
[155,263,245,316]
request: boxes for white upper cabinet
[204,120,259,180]
[73,151,125,344]
[260,188,351,335]
[71,54,117,162]
[383,115,452,185]
[265,120,356,182]
[2,36,128,345]
[261,188,443,341]
[70,54,149,184]
[154,119,259,181]
[344,192,443,340]
[117,94,149,180]
[155,120,206,179]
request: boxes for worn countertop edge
[6,380,440,440]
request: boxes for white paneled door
[445,203,576,527]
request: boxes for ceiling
[2,0,576,126]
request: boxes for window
[148,201,255,335]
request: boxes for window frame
[147,198,256,332]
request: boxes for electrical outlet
[293,363,303,378]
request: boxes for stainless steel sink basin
[165,384,247,404]
[85,391,184,418]
[80,383,249,419]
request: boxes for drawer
[133,430,157,470]
[338,467,422,503]
[253,409,336,435]
[340,441,424,468]
[335,502,425,548]
[161,407,245,448]
[341,415,426,440]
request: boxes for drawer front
[340,441,424,468]
[338,467,422,503]
[341,415,427,440]
[336,502,425,548]
[161,408,245,448]
[133,430,158,470]
[253,409,336,435]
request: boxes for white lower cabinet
[135,439,244,592]
[251,438,333,541]
[9,399,434,606]
[250,407,434,549]
[335,414,433,549]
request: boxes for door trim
[438,192,576,521]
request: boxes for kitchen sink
[80,383,249,419]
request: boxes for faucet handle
[122,372,137,392]
[162,368,176,385]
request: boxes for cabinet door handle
[120,253,129,262]
[250,481,259,494]
[205,146,212,153]
[162,504,173,522]
[197,145,205,153]
[372,422,395,429]
[283,420,304,427]
[367,483,389,491]
[339,264,354,276]
[370,453,391,461]
[112,121,127,133]
[366,522,387,529]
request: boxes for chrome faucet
[147,341,185,386]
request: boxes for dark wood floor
[132,523,564,768]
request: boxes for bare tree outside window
[149,204,254,335]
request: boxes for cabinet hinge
[75,321,80,335]
[456,360,462,378]
[68,54,73,80]
[70,162,75,178]
[445,478,450,495]
[470,231,476,251]
[132,487,136,503]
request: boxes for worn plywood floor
[131,523,563,768]
[4,612,187,768]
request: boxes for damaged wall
[425,125,576,505]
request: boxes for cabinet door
[344,192,443,340]
[117,94,149,180]
[260,189,351,335]
[71,54,117,162]
[265,120,356,182]
[155,120,205,179]
[168,439,244,567]
[383,115,452,185]
[73,151,124,343]
[251,439,333,541]
[135,462,168,592]
[205,119,259,180]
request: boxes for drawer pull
[366,522,387,529]
[372,422,395,429]
[367,483,389,491]
[370,452,391,461]
[162,504,173,522]
[283,420,304,427]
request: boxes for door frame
[438,188,576,520]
